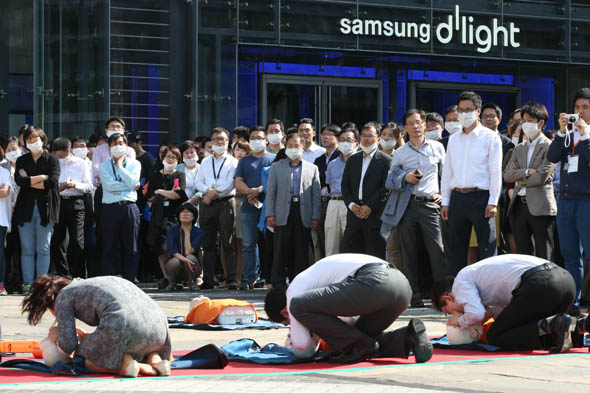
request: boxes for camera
[565,113,579,123]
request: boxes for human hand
[433,194,442,204]
[267,216,276,228]
[527,168,537,176]
[350,203,362,218]
[485,204,497,218]
[206,188,217,199]
[184,259,196,272]
[247,196,259,206]
[509,161,520,170]
[115,155,126,167]
[575,116,590,136]
[446,313,461,327]
[404,172,422,185]
[66,178,76,189]
[48,326,59,344]
[358,205,372,219]
[19,169,27,177]
[441,205,449,220]
[558,113,568,132]
[202,195,212,206]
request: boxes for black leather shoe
[199,282,215,290]
[407,318,433,363]
[329,341,380,364]
[227,282,238,290]
[549,313,577,353]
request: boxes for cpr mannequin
[446,325,483,345]
[40,337,73,367]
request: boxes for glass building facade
[1,0,590,153]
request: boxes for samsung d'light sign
[339,5,520,54]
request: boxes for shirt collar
[528,134,542,148]
[363,148,377,159]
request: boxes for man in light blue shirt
[98,133,141,281]
[392,109,447,307]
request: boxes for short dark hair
[482,102,502,120]
[72,136,88,146]
[507,108,522,122]
[286,133,304,145]
[180,140,197,155]
[194,135,208,144]
[176,202,199,225]
[199,137,211,148]
[249,125,267,138]
[381,122,404,140]
[108,133,127,146]
[431,276,455,311]
[51,137,71,152]
[233,140,251,155]
[320,123,341,136]
[105,117,126,130]
[3,136,20,152]
[22,125,48,147]
[402,109,427,124]
[458,91,482,109]
[298,118,314,130]
[211,127,230,139]
[445,105,458,117]
[161,145,182,163]
[264,286,287,323]
[338,127,360,142]
[426,112,444,127]
[286,126,298,136]
[266,119,284,133]
[573,88,590,107]
[233,126,250,141]
[341,121,358,131]
[521,102,549,130]
[361,121,382,136]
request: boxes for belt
[321,196,330,202]
[410,194,435,203]
[453,187,485,193]
[330,196,344,201]
[104,200,135,206]
[518,196,527,204]
[521,263,558,282]
[60,195,85,200]
[291,197,300,203]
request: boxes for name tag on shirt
[567,155,579,173]
[163,201,170,207]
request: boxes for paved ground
[1,286,590,392]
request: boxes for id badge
[212,183,219,189]
[568,155,579,173]
[163,201,170,207]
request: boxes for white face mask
[360,142,378,154]
[511,136,520,145]
[58,156,72,166]
[5,151,20,163]
[110,144,127,158]
[445,121,462,135]
[522,122,540,140]
[285,148,302,161]
[267,133,283,145]
[27,140,43,153]
[458,111,477,128]
[72,147,88,159]
[379,139,396,150]
[184,158,197,167]
[212,144,227,155]
[106,130,122,138]
[425,130,441,141]
[250,139,266,153]
[163,161,177,172]
[338,142,356,156]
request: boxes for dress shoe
[329,341,380,364]
[407,318,433,363]
[238,282,253,291]
[199,282,215,290]
[152,360,171,376]
[549,313,577,353]
[227,282,238,290]
[120,359,140,378]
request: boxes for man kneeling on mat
[432,254,584,352]
[264,253,433,363]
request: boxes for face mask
[511,136,520,145]
[379,139,396,150]
[445,121,462,135]
[110,145,127,158]
[250,139,266,153]
[425,131,441,141]
[72,147,88,159]
[212,144,227,155]
[27,140,43,153]
[5,151,20,163]
[58,156,72,166]
[522,122,539,139]
[163,161,177,172]
[338,142,356,156]
[106,130,122,138]
[458,111,477,128]
[184,158,197,167]
[267,133,283,145]
[285,148,302,161]
[360,142,378,154]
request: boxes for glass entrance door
[262,75,381,129]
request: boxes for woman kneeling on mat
[22,274,172,377]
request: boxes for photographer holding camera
[547,88,590,316]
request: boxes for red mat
[1,347,589,385]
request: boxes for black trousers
[101,202,140,281]
[486,265,575,349]
[510,197,555,260]
[50,197,86,278]
[271,202,312,286]
[290,263,412,356]
[199,198,237,286]
[340,211,386,259]
[314,197,329,261]
[448,190,496,275]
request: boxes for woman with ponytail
[22,274,172,377]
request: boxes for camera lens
[568,115,577,123]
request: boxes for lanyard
[110,159,126,181]
[572,139,581,156]
[212,157,226,180]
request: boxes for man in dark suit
[341,122,393,258]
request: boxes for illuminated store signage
[339,5,520,54]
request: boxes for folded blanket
[167,316,286,330]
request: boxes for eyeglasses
[482,114,498,120]
[338,138,356,143]
[406,121,424,127]
[212,137,228,143]
[360,134,378,139]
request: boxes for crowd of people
[0,89,589,321]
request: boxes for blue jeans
[241,210,260,284]
[18,205,55,284]
[0,225,7,285]
[556,198,590,307]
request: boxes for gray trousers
[289,263,412,357]
[398,199,447,296]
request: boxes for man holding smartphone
[388,109,447,307]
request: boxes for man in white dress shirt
[50,137,94,278]
[441,91,503,274]
[432,254,580,352]
[298,118,326,163]
[264,253,432,364]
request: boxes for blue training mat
[431,335,501,352]
[167,316,287,330]
[221,338,332,364]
